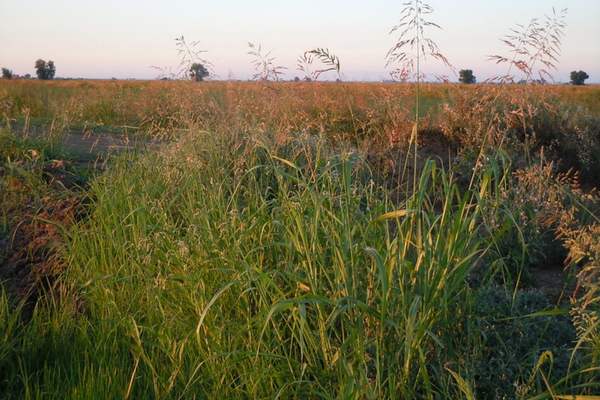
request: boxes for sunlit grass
[0,79,598,398]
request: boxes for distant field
[2,80,599,137]
[1,80,599,399]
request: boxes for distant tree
[35,59,46,78]
[1,68,13,79]
[35,59,56,80]
[570,70,589,86]
[24,73,31,79]
[47,61,56,79]
[459,69,476,84]
[189,63,209,82]
[293,76,300,82]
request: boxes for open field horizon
[2,1,599,82]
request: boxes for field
[1,80,600,399]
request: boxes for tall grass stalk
[36,130,499,398]
[387,0,452,193]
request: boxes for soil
[0,131,159,310]
[530,266,575,304]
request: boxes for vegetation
[571,70,590,86]
[189,63,209,81]
[34,59,56,80]
[297,48,342,81]
[1,68,13,80]
[0,78,599,399]
[248,42,287,81]
[1,3,599,399]
[459,69,476,84]
[489,8,567,83]
[386,0,451,83]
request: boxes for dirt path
[26,131,162,162]
[1,131,162,309]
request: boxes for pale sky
[1,0,599,82]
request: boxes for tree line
[1,59,56,80]
[456,69,590,86]
[0,60,592,85]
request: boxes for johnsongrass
[1,124,597,398]
[52,129,489,398]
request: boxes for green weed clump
[58,131,490,398]
[1,80,599,398]
[0,122,598,398]
[471,287,576,399]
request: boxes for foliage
[1,68,13,80]
[471,286,577,399]
[0,79,599,397]
[570,70,590,86]
[441,85,600,183]
[35,59,56,80]
[152,36,213,81]
[386,0,452,82]
[51,131,502,398]
[189,63,209,82]
[565,223,600,388]
[459,69,476,84]
[0,2,599,396]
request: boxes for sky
[1,0,599,82]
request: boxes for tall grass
[0,129,486,398]
[386,0,453,193]
[2,80,598,141]
[0,119,564,398]
[1,78,599,398]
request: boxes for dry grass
[1,80,598,136]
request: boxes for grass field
[1,80,599,399]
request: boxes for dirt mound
[0,158,84,310]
